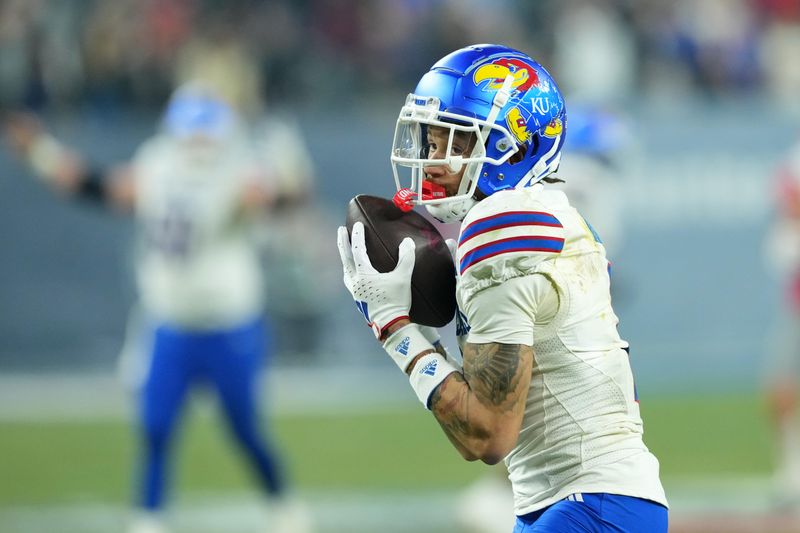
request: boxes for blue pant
[136,317,285,510]
[513,493,668,533]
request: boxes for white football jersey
[132,134,266,329]
[455,184,667,515]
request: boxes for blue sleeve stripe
[459,211,562,246]
[460,236,564,273]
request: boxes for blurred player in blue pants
[4,82,312,533]
[138,319,277,512]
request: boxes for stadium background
[1,0,799,531]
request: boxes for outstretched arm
[3,111,135,212]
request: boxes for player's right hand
[3,111,43,155]
[2,111,85,192]
[337,222,416,340]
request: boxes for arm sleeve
[463,273,558,346]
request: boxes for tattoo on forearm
[430,372,480,453]
[464,343,525,406]
[429,343,531,457]
[431,372,468,411]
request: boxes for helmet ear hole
[509,143,527,165]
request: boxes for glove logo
[355,300,371,322]
[420,359,438,376]
[395,336,411,356]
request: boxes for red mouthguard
[421,180,447,200]
[392,188,417,212]
[393,181,447,212]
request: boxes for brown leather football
[345,194,457,328]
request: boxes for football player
[338,44,668,531]
[763,136,800,507]
[4,82,312,533]
[454,106,633,533]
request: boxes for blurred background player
[763,134,800,508]
[3,82,313,533]
[550,106,630,260]
[173,25,333,362]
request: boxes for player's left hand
[337,221,415,340]
[445,238,459,273]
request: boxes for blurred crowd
[1,0,800,115]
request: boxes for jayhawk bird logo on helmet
[472,58,540,94]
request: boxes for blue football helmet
[162,81,237,141]
[391,44,566,222]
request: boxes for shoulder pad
[457,189,565,277]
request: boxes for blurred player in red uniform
[764,136,800,506]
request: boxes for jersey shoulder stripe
[459,211,563,245]
[458,210,565,275]
[459,235,564,273]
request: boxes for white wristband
[382,324,436,373]
[28,134,67,181]
[409,353,460,410]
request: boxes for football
[345,194,457,328]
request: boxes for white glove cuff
[409,353,460,410]
[382,324,436,373]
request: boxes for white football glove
[337,222,416,340]
[445,238,458,263]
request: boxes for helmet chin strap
[425,198,476,223]
[517,133,564,188]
